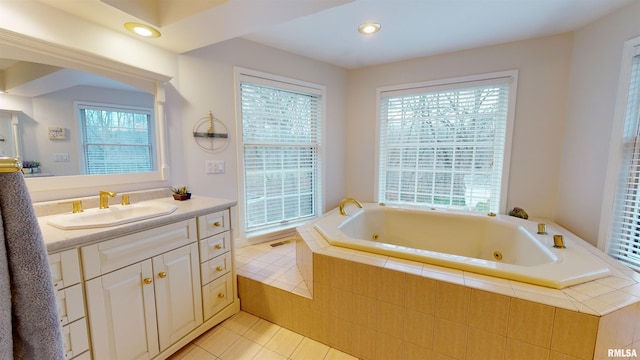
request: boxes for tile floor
[168,311,357,360]
[169,238,357,360]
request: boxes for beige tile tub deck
[235,216,640,359]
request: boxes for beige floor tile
[166,344,198,360]
[219,337,262,360]
[223,311,260,335]
[290,337,330,360]
[265,327,304,357]
[177,346,218,360]
[195,326,241,357]
[253,347,288,360]
[324,348,360,360]
[244,318,281,346]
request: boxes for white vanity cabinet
[48,249,90,360]
[197,209,234,320]
[44,199,239,360]
[82,219,202,360]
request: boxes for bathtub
[314,203,611,289]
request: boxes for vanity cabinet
[45,201,239,360]
[83,219,202,360]
[48,249,90,359]
[197,210,234,320]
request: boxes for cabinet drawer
[49,249,81,290]
[62,319,89,360]
[56,284,85,326]
[202,274,233,320]
[82,218,196,280]
[201,252,232,285]
[199,232,230,263]
[197,210,229,239]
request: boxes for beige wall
[177,38,349,217]
[556,1,640,246]
[346,34,574,218]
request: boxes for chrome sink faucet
[339,198,363,216]
[99,190,117,209]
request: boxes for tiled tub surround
[238,209,640,360]
[314,204,611,289]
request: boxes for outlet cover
[206,160,225,174]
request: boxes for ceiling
[31,0,638,69]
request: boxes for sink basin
[47,201,178,230]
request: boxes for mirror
[0,29,171,194]
[0,61,155,177]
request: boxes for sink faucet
[99,190,117,209]
[339,198,363,216]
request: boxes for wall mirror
[0,29,171,195]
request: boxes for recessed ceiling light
[124,22,161,38]
[358,22,381,35]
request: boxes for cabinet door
[85,261,159,360]
[153,243,203,350]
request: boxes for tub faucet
[339,198,363,216]
[99,190,117,209]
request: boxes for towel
[0,171,64,359]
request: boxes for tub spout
[339,198,363,216]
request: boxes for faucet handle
[59,200,83,213]
[121,194,130,206]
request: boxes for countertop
[39,196,236,253]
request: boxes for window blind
[240,80,322,234]
[378,78,512,213]
[607,54,640,270]
[79,104,154,175]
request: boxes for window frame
[599,35,640,261]
[75,101,155,175]
[374,70,518,213]
[234,67,325,242]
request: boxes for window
[603,38,640,271]
[377,71,517,213]
[236,69,323,238]
[77,102,155,175]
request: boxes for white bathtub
[314,203,611,288]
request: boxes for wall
[346,34,573,219]
[177,38,348,240]
[556,1,640,246]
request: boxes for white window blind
[78,103,154,175]
[239,76,322,235]
[607,53,640,270]
[378,76,513,213]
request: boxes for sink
[47,201,178,230]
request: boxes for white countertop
[39,196,236,253]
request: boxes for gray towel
[0,172,64,359]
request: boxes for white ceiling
[34,0,637,69]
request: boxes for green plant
[172,186,190,195]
